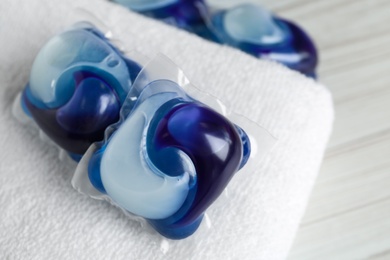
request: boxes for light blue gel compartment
[21,23,142,157]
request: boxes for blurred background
[210,0,390,259]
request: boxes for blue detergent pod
[210,4,318,78]
[21,23,142,159]
[86,77,251,239]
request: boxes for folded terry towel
[0,0,333,259]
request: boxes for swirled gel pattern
[211,4,318,78]
[88,80,251,239]
[22,24,141,158]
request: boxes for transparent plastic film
[73,54,277,241]
[13,21,149,161]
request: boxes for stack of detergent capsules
[112,0,318,78]
[17,22,275,240]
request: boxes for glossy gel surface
[22,24,141,156]
[88,80,251,239]
[211,4,318,77]
[223,5,286,45]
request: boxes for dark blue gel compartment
[22,25,142,158]
[147,99,244,239]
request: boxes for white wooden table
[211,0,390,259]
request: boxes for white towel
[0,0,333,259]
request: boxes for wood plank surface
[210,0,390,259]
